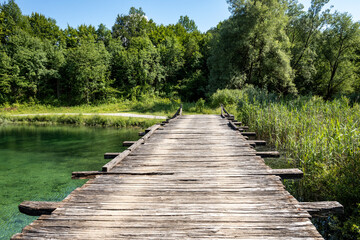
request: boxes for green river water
[0,125,140,239]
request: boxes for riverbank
[0,114,161,129]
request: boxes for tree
[27,12,62,44]
[112,7,150,46]
[0,49,22,103]
[108,36,164,97]
[0,0,25,43]
[6,29,49,102]
[96,24,112,46]
[286,0,330,93]
[62,41,113,104]
[178,16,198,33]
[316,12,360,98]
[208,0,296,94]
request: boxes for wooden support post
[234,122,242,126]
[138,132,146,136]
[268,169,303,179]
[122,141,136,147]
[19,201,59,216]
[104,153,120,159]
[241,132,256,137]
[179,104,183,116]
[256,151,280,158]
[247,140,266,146]
[297,201,344,217]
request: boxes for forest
[0,0,360,239]
[0,0,359,105]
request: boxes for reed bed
[213,87,360,239]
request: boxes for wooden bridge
[13,106,343,239]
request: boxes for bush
[195,98,205,113]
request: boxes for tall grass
[0,114,160,129]
[212,87,360,239]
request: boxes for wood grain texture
[13,114,323,240]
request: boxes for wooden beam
[298,201,344,217]
[128,139,144,151]
[234,122,243,126]
[19,201,59,216]
[102,150,131,172]
[122,141,136,147]
[141,125,161,141]
[227,114,235,121]
[268,169,303,179]
[72,171,174,179]
[138,132,146,136]
[228,121,238,130]
[256,151,280,158]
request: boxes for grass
[216,87,360,239]
[0,97,219,117]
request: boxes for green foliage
[195,98,205,112]
[112,7,150,45]
[210,88,244,107]
[230,88,360,239]
[208,0,296,94]
[315,12,360,98]
[62,41,114,104]
[27,12,62,43]
[178,15,198,33]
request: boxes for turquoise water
[0,125,139,239]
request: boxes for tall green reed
[212,87,360,238]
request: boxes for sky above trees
[14,0,360,32]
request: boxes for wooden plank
[298,201,344,217]
[241,132,256,137]
[256,151,280,158]
[268,169,303,179]
[19,201,59,216]
[122,141,136,147]
[248,140,267,146]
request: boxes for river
[0,125,139,239]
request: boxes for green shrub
[195,98,205,113]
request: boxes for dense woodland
[0,0,359,105]
[1,0,360,239]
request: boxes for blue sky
[14,0,360,32]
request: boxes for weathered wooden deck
[13,112,327,239]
